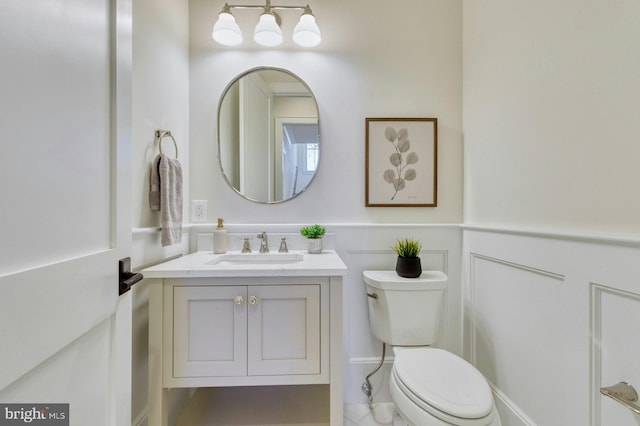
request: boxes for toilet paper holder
[600,382,640,415]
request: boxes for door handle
[119,257,143,296]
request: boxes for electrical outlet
[191,200,207,222]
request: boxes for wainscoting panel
[591,284,640,426]
[464,227,640,426]
[131,228,191,426]
[469,253,571,425]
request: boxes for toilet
[363,270,501,426]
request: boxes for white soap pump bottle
[213,218,228,254]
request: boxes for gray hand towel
[150,154,183,246]
[149,155,161,211]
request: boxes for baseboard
[490,382,537,426]
[346,357,395,404]
[132,407,148,426]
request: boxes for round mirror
[217,67,320,203]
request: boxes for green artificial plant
[391,238,422,258]
[300,224,326,239]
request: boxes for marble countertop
[142,250,347,279]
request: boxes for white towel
[150,154,183,246]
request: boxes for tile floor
[176,387,406,425]
[343,403,405,426]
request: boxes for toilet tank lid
[363,270,447,290]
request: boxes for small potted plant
[300,224,326,254]
[392,238,422,278]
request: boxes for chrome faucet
[257,232,269,253]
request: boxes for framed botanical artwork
[365,117,437,207]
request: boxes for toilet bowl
[390,347,500,425]
[363,270,501,426]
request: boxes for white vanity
[143,250,347,425]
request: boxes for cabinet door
[173,286,247,377]
[247,284,321,376]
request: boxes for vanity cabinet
[144,249,346,426]
[169,281,327,384]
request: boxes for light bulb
[254,12,283,47]
[212,11,243,46]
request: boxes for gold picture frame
[365,117,437,207]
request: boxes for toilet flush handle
[366,292,377,299]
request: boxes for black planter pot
[395,256,422,278]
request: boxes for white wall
[132,0,190,231]
[189,0,463,224]
[131,0,191,424]
[463,1,640,424]
[463,0,640,235]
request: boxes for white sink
[208,252,304,266]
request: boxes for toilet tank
[363,270,447,346]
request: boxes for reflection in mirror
[218,67,319,203]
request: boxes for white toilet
[363,270,501,426]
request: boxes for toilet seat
[392,348,495,425]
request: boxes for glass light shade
[254,13,283,47]
[293,13,321,47]
[212,12,243,46]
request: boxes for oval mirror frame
[217,67,320,204]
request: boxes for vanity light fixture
[212,0,321,47]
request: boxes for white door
[274,117,319,200]
[0,0,133,425]
[240,74,273,201]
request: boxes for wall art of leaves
[365,117,437,207]
[383,126,419,200]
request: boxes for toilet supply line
[361,342,386,409]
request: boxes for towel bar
[600,382,640,415]
[155,129,178,159]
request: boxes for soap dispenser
[213,218,228,254]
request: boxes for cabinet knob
[233,296,245,305]
[248,295,259,305]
